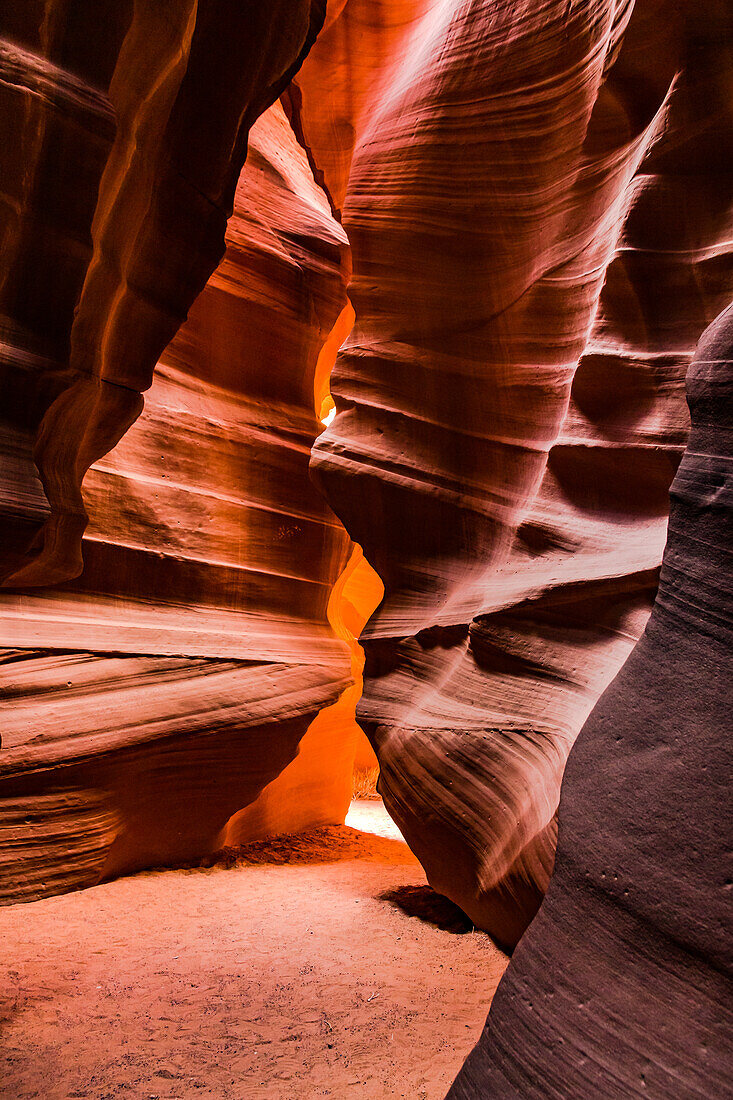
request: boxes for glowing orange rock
[0,95,363,900]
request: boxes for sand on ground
[0,801,508,1100]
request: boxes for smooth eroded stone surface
[0,0,327,588]
[448,303,733,1098]
[298,0,733,945]
[0,94,366,901]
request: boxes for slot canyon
[0,1,731,1098]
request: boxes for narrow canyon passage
[0,3,730,1097]
[0,800,507,1100]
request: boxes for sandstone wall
[449,303,733,1098]
[296,0,733,945]
[1,1,730,954]
[0,5,376,901]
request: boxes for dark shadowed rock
[448,303,733,1098]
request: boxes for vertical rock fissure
[281,90,386,795]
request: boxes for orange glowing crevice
[314,299,355,424]
[216,296,381,847]
[316,297,383,780]
[326,542,384,775]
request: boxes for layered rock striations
[0,0,327,590]
[298,0,733,945]
[1,0,731,956]
[0,45,370,895]
[449,303,733,1097]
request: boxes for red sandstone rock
[448,303,733,1097]
[298,0,733,945]
[1,0,327,590]
[0,85,371,899]
[0,2,730,971]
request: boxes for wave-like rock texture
[297,0,733,945]
[449,304,733,1097]
[0,71,370,900]
[0,0,327,589]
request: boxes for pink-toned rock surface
[1,0,731,995]
[297,0,733,946]
[449,303,733,1098]
[0,32,382,898]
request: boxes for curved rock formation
[297,0,733,945]
[0,84,367,899]
[1,1,730,968]
[448,303,733,1097]
[0,0,327,589]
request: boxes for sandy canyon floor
[0,801,508,1099]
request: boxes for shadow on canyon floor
[379,885,475,935]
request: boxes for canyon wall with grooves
[297,0,733,945]
[449,303,733,1098]
[0,3,378,901]
[0,0,730,996]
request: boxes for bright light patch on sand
[346,798,408,844]
[321,406,336,427]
